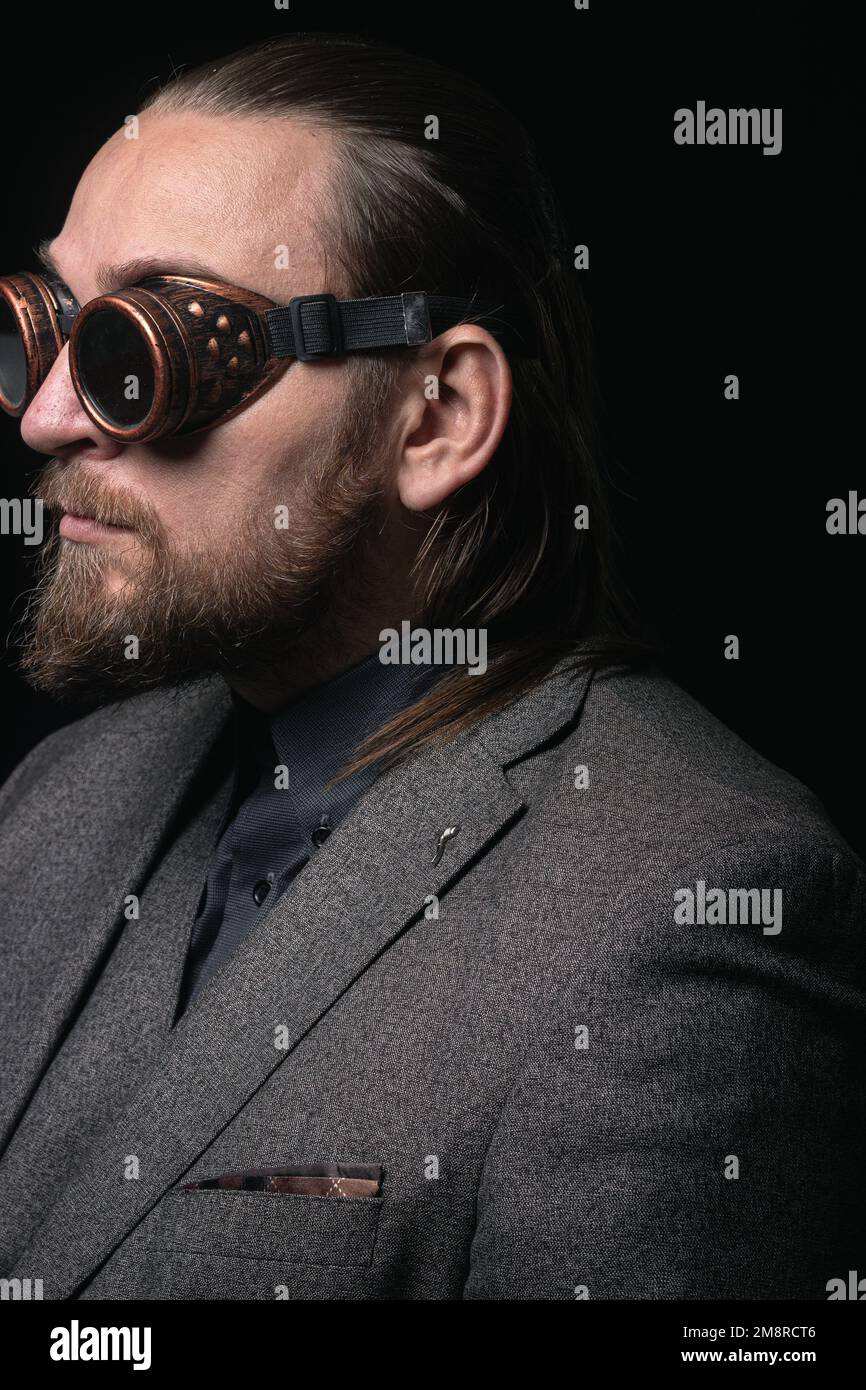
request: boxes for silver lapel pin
[432,824,460,866]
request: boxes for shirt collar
[228,652,447,832]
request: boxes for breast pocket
[143,1185,383,1268]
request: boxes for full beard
[17,421,390,707]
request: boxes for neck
[224,632,382,713]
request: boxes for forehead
[49,110,337,301]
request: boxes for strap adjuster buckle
[288,293,344,361]
[401,292,432,347]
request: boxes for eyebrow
[36,238,224,294]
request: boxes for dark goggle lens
[76,308,155,428]
[0,298,27,410]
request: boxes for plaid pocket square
[180,1162,383,1198]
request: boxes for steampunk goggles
[0,269,538,443]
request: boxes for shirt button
[252,879,272,906]
[311,816,332,848]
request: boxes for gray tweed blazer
[0,657,863,1300]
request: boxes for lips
[58,511,135,542]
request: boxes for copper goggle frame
[0,270,297,442]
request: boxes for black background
[1,2,861,853]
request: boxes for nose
[19,342,125,460]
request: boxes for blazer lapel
[9,653,595,1297]
[0,678,234,1155]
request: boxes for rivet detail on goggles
[0,270,538,443]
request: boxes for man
[0,33,863,1301]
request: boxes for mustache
[32,459,162,539]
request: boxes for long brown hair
[140,32,651,779]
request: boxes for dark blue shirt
[175,652,444,1016]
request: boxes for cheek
[226,382,338,508]
[154,453,300,554]
[136,370,339,542]
[142,438,276,544]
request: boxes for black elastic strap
[265,291,538,361]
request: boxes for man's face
[18,111,400,702]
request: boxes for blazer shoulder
[0,679,230,819]
[505,668,866,1011]
[570,664,857,860]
